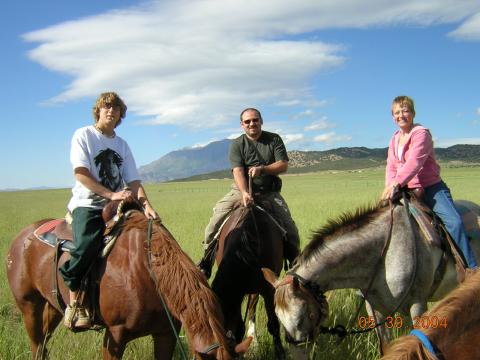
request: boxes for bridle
[274,272,327,345]
[283,272,327,311]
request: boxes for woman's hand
[381,182,399,200]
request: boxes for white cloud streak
[449,12,480,40]
[314,132,352,144]
[23,0,480,129]
[284,134,305,144]
[304,117,335,131]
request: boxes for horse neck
[146,224,228,353]
[295,207,403,291]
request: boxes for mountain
[139,139,232,182]
[139,142,480,183]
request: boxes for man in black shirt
[198,108,300,279]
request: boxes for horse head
[262,268,329,345]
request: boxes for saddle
[215,201,287,268]
[33,197,142,255]
[32,197,144,330]
[402,190,468,284]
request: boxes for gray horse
[263,199,480,355]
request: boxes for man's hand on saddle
[241,191,254,207]
[110,188,133,201]
[143,201,160,220]
[248,165,264,178]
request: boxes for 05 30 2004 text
[357,315,448,330]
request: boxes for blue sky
[2,0,480,189]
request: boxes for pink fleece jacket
[385,124,441,189]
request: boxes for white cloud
[227,133,242,139]
[283,134,305,144]
[477,107,480,115]
[292,109,314,120]
[449,12,480,40]
[304,117,335,131]
[314,132,352,144]
[191,139,219,148]
[23,0,480,129]
[277,98,328,108]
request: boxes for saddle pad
[408,203,441,248]
[33,219,76,252]
[35,219,64,236]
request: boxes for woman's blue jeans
[424,181,477,269]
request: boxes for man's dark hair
[240,108,262,122]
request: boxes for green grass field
[1,166,479,359]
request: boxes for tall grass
[1,167,478,359]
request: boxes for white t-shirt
[68,125,140,211]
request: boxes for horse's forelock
[274,284,290,311]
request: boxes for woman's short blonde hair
[92,92,127,127]
[392,95,415,117]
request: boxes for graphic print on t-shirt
[94,148,124,191]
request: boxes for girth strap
[52,240,67,312]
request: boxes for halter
[410,329,444,360]
[284,272,327,309]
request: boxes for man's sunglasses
[243,118,260,125]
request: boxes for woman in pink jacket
[382,95,477,269]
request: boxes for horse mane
[297,201,387,264]
[382,271,480,359]
[122,212,231,354]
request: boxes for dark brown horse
[211,203,286,359]
[382,270,480,360]
[6,210,251,359]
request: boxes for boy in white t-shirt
[60,92,158,329]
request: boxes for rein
[146,219,223,359]
[145,219,189,360]
[341,193,418,337]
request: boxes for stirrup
[64,302,91,329]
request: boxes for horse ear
[261,268,278,287]
[235,336,253,355]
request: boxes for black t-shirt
[229,131,289,192]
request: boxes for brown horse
[6,210,251,359]
[382,270,480,360]
[211,203,286,359]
